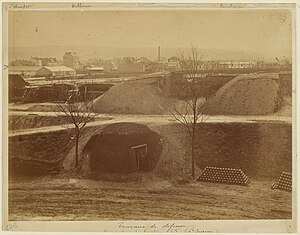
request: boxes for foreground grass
[8,175,292,221]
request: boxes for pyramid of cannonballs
[271,172,292,192]
[197,166,250,186]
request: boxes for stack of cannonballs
[271,172,292,192]
[197,166,250,186]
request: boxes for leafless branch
[55,88,100,168]
[168,46,211,177]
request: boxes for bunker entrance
[84,123,162,173]
[131,144,150,171]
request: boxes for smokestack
[158,46,160,62]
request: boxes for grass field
[8,175,292,221]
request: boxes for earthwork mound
[92,80,168,114]
[73,123,162,175]
[203,73,282,115]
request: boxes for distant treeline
[10,59,36,66]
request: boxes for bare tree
[168,46,209,178]
[56,87,98,168]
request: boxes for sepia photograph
[1,1,297,233]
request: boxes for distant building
[218,61,257,69]
[86,67,104,76]
[167,56,180,71]
[117,57,144,73]
[63,52,80,69]
[9,66,41,77]
[143,61,164,72]
[31,57,43,66]
[116,57,164,73]
[168,56,179,62]
[31,57,59,66]
[8,74,28,102]
[200,61,219,71]
[35,66,76,78]
[101,61,114,72]
[137,57,149,63]
[84,59,114,73]
[159,57,167,63]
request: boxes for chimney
[158,46,161,62]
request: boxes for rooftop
[86,67,104,71]
[64,52,77,56]
[43,66,75,72]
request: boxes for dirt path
[8,176,292,221]
[8,113,292,137]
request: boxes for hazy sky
[8,10,292,57]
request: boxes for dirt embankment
[278,71,292,96]
[9,121,291,181]
[151,124,191,179]
[9,129,75,177]
[203,73,282,115]
[92,80,169,114]
[153,122,291,180]
[9,115,72,131]
[194,122,291,179]
[273,96,292,117]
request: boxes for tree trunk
[75,129,80,168]
[191,100,197,178]
[191,131,195,178]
